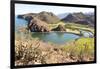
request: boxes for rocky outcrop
[17,13,36,22]
[52,24,66,31]
[28,17,50,32]
[17,15,24,19]
[17,11,61,32]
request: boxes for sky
[15,3,94,15]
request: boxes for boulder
[52,24,66,31]
[28,17,50,32]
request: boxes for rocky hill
[62,12,94,27]
[17,11,61,32]
[18,11,60,24]
[17,12,94,32]
[28,17,50,32]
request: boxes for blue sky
[15,4,94,15]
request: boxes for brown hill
[62,12,94,27]
[18,11,60,24]
[28,17,50,32]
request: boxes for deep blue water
[15,16,28,30]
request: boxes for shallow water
[31,32,80,44]
[15,16,93,44]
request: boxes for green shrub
[61,37,94,61]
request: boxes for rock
[24,16,33,22]
[34,60,41,64]
[17,15,24,19]
[18,27,29,34]
[28,60,41,65]
[15,60,24,66]
[17,13,37,22]
[28,17,50,32]
[52,24,66,31]
[53,48,59,52]
[28,61,34,65]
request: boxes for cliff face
[17,11,61,32]
[28,17,50,32]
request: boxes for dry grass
[15,32,95,66]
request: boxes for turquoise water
[31,32,80,44]
[15,16,80,44]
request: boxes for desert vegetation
[15,32,94,66]
[15,10,95,66]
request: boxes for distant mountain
[57,13,69,19]
[86,12,95,26]
[62,12,95,27]
[18,11,60,24]
[85,12,94,16]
